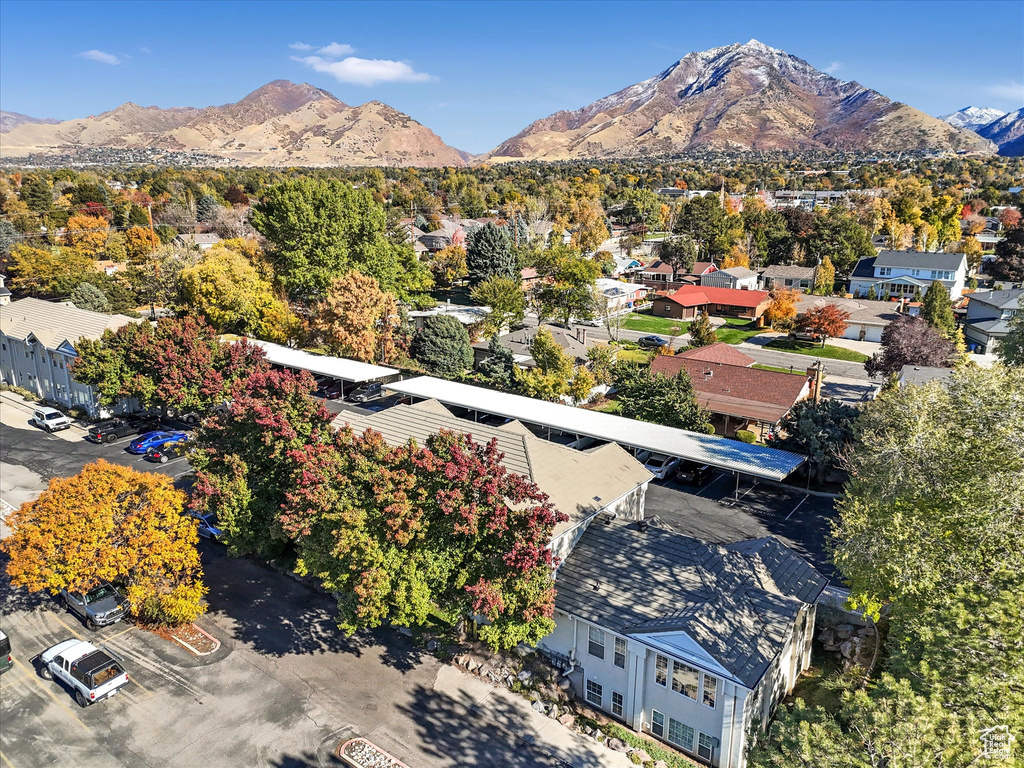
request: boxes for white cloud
[292,54,435,86]
[985,81,1024,102]
[316,42,355,58]
[77,49,120,65]
[824,61,842,74]
[140,47,151,54]
[289,42,313,51]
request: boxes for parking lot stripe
[48,612,83,640]
[102,625,135,642]
[11,658,88,731]
[1,748,16,768]
[0,671,33,687]
[785,495,809,520]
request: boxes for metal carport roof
[385,377,806,481]
[246,340,398,383]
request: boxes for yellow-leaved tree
[63,214,109,257]
[2,461,206,626]
[306,270,400,362]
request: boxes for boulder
[858,626,876,637]
[558,713,576,727]
[532,700,547,714]
[548,705,559,719]
[632,749,653,763]
[558,677,572,690]
[835,624,854,640]
[513,645,532,658]
[607,738,630,752]
[518,670,533,683]
[840,640,854,658]
[426,638,439,652]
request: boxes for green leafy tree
[807,208,874,276]
[535,245,601,326]
[674,194,730,258]
[471,275,526,337]
[196,194,219,223]
[250,178,418,300]
[8,244,95,298]
[656,235,697,280]
[615,363,712,432]
[997,295,1024,366]
[0,219,18,258]
[477,335,517,390]
[466,222,516,286]
[19,175,52,213]
[516,328,575,401]
[768,399,859,483]
[70,282,110,313]
[410,315,473,376]
[687,310,718,347]
[920,280,956,339]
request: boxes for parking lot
[644,470,838,579]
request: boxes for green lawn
[753,363,812,376]
[766,338,870,363]
[715,318,768,345]
[615,348,655,365]
[621,313,688,335]
[591,399,622,414]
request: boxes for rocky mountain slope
[939,106,1005,132]
[483,40,994,161]
[0,81,466,167]
[0,110,60,133]
[975,108,1024,156]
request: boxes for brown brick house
[652,285,771,323]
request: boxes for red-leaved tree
[797,305,851,347]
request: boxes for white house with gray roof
[543,518,825,768]
[0,298,139,415]
[849,250,967,301]
[701,267,758,291]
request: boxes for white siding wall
[0,334,98,414]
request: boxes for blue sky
[1,0,1022,154]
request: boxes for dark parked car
[145,434,192,463]
[127,430,186,455]
[87,418,139,444]
[59,583,126,630]
[349,381,383,402]
[637,335,668,349]
[0,630,12,676]
[675,461,713,486]
[314,379,344,400]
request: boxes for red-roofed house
[652,285,771,322]
[674,342,756,367]
[651,355,813,438]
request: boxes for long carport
[246,340,399,398]
[384,376,806,486]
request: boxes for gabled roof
[556,519,826,688]
[331,401,652,540]
[665,285,769,309]
[967,289,1023,310]
[690,262,717,275]
[174,233,222,245]
[0,298,137,351]
[721,267,757,279]
[674,343,756,367]
[640,260,675,274]
[873,250,967,272]
[761,265,815,280]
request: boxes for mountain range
[2,42,1017,166]
[0,80,467,167]
[483,40,994,161]
[939,106,1006,132]
[0,110,60,133]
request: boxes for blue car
[127,430,186,455]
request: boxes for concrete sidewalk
[0,390,90,442]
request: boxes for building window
[698,732,714,761]
[651,710,665,737]
[878,267,891,276]
[613,638,626,669]
[667,718,695,751]
[588,626,605,659]
[655,655,668,686]
[702,674,718,708]
[672,661,699,700]
[611,691,623,717]
[585,679,603,707]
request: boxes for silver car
[59,583,126,631]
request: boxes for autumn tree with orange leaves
[63,214,109,257]
[306,271,400,362]
[3,461,206,625]
[764,287,800,329]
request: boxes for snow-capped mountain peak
[940,106,1007,131]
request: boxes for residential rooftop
[0,297,137,350]
[555,518,827,688]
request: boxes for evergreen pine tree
[687,310,718,347]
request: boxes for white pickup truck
[38,639,129,707]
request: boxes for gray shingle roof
[850,256,877,279]
[0,298,138,350]
[968,289,1023,310]
[556,518,826,688]
[721,267,757,278]
[873,250,966,271]
[761,265,815,280]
